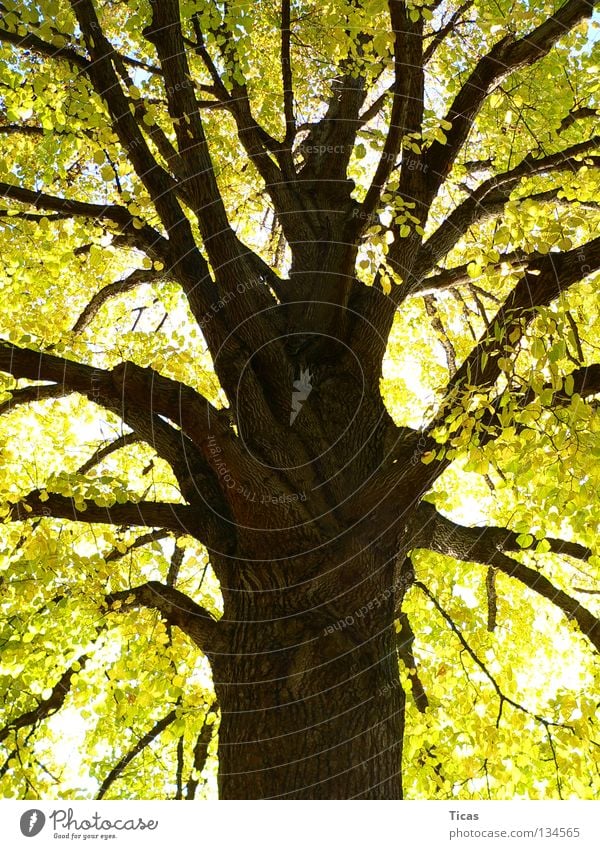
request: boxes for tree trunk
[204,349,414,799]
[212,542,405,799]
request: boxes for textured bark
[212,543,405,799]
[193,347,414,798]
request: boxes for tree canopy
[0,0,600,800]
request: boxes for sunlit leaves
[0,0,599,802]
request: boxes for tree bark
[212,543,405,799]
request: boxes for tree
[0,0,599,801]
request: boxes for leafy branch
[104,581,228,656]
[413,503,600,652]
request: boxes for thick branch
[0,340,225,448]
[558,363,600,401]
[559,106,598,132]
[360,5,423,222]
[186,713,215,799]
[68,0,215,323]
[479,360,600,438]
[0,181,168,257]
[413,501,591,563]
[357,84,393,128]
[142,2,286,409]
[109,360,229,447]
[8,492,200,536]
[144,0,234,247]
[0,124,44,136]
[105,581,227,655]
[0,340,235,542]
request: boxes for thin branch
[104,529,171,564]
[415,582,573,727]
[565,311,585,364]
[423,1,474,63]
[412,503,600,652]
[190,15,228,95]
[0,181,167,256]
[413,248,539,295]
[434,235,600,408]
[77,433,140,476]
[417,136,600,275]
[545,726,564,799]
[72,269,162,332]
[189,14,290,191]
[486,567,499,632]
[0,211,74,223]
[0,181,152,229]
[472,361,600,442]
[519,187,600,212]
[281,0,295,142]
[396,612,429,713]
[0,384,66,416]
[424,0,598,197]
[424,294,457,375]
[0,24,88,69]
[185,712,215,799]
[96,709,178,799]
[0,655,88,744]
